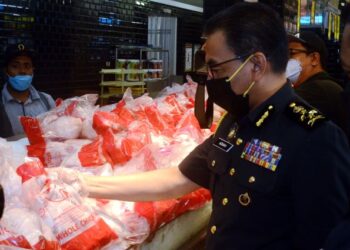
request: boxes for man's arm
[84,167,201,201]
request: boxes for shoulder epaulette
[286,102,327,129]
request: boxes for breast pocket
[234,158,278,194]
[207,141,234,192]
[207,140,234,174]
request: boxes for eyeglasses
[206,55,246,78]
[288,48,309,57]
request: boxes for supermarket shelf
[100,69,148,74]
[99,46,169,105]
[99,81,146,87]
[144,78,163,81]
[99,68,147,105]
[144,69,163,72]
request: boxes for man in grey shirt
[0,43,55,138]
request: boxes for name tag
[213,138,233,152]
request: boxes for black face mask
[206,77,250,120]
[194,54,254,126]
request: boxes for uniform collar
[2,83,40,104]
[242,82,294,127]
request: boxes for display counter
[0,82,217,250]
[141,202,211,250]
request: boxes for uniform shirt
[179,83,350,250]
[295,71,347,135]
[324,215,350,249]
[1,83,55,135]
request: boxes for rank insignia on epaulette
[287,102,326,128]
[241,138,282,172]
[255,105,274,128]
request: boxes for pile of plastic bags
[0,83,215,249]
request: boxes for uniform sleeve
[292,124,350,249]
[178,136,213,189]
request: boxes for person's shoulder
[30,86,56,109]
[283,98,348,144]
[41,92,55,107]
[39,91,54,100]
[312,73,343,91]
[284,99,328,130]
[1,84,10,101]
[318,79,343,92]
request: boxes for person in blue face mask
[0,43,56,139]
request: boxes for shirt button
[236,138,243,146]
[210,225,217,234]
[222,198,229,206]
[211,160,216,167]
[229,168,235,176]
[248,176,256,183]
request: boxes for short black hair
[203,2,288,74]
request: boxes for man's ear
[311,52,321,66]
[253,64,260,72]
[250,52,267,80]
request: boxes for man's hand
[47,167,88,197]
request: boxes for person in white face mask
[0,43,56,138]
[285,58,302,86]
[288,31,347,134]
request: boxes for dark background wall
[0,0,203,99]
